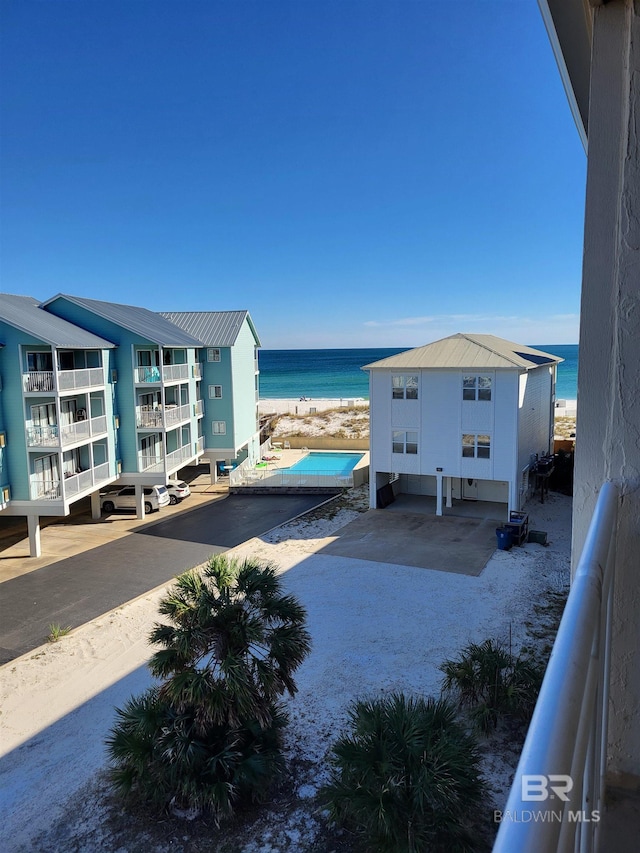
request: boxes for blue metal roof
[0,294,115,349]
[43,294,203,347]
[159,310,261,347]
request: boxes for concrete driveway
[320,508,501,575]
[0,493,334,665]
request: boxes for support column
[210,460,218,485]
[574,2,640,780]
[27,515,41,558]
[446,476,452,508]
[135,484,145,519]
[90,491,101,520]
[435,471,443,517]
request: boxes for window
[207,348,221,362]
[392,375,418,400]
[212,421,226,435]
[462,434,491,459]
[208,385,222,399]
[392,430,418,454]
[463,375,492,401]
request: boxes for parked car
[165,479,191,505]
[100,485,170,514]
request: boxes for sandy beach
[0,482,572,852]
[260,397,577,442]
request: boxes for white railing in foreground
[493,481,619,853]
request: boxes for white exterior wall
[516,365,555,507]
[572,2,640,782]
[369,367,522,508]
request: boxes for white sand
[0,488,572,852]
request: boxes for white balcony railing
[138,452,165,473]
[193,363,202,380]
[162,363,190,383]
[22,368,105,393]
[60,415,108,445]
[134,366,162,384]
[493,481,620,853]
[23,371,55,393]
[164,403,191,426]
[57,367,105,391]
[62,461,111,497]
[194,399,204,417]
[30,479,61,500]
[30,461,113,501]
[26,424,59,446]
[196,435,205,454]
[166,444,195,470]
[136,404,192,429]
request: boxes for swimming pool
[284,452,364,476]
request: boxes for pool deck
[230,448,370,492]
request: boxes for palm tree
[106,554,311,819]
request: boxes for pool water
[284,452,363,476]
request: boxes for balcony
[137,444,196,474]
[23,371,55,393]
[196,435,205,454]
[26,416,109,448]
[162,364,190,383]
[22,368,105,393]
[193,363,202,380]
[29,461,113,501]
[57,367,105,391]
[493,482,620,853]
[134,366,162,384]
[194,399,204,418]
[136,404,192,429]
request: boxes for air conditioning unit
[111,369,118,383]
[2,486,9,502]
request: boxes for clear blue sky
[1,0,586,349]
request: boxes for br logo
[521,775,573,802]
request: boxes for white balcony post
[27,515,41,558]
[435,470,443,516]
[135,484,145,519]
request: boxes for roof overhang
[538,0,593,150]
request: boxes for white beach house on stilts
[364,333,562,517]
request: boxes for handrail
[493,481,619,853]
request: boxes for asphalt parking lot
[0,493,333,665]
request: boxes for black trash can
[496,527,512,550]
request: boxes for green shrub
[440,639,544,733]
[106,554,311,820]
[323,693,488,853]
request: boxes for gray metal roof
[159,310,261,347]
[0,294,115,349]
[363,334,563,371]
[42,294,203,347]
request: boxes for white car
[100,485,170,514]
[165,479,191,505]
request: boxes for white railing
[194,399,204,417]
[162,363,190,382]
[60,415,108,445]
[164,403,191,426]
[23,371,55,392]
[137,406,164,428]
[493,481,620,853]
[193,363,202,380]
[134,366,162,384]
[230,465,352,490]
[26,424,59,446]
[138,452,165,473]
[166,444,195,470]
[30,479,61,500]
[57,367,105,390]
[196,435,205,454]
[62,461,112,498]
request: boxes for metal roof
[0,293,115,349]
[159,310,261,347]
[363,334,564,371]
[42,294,203,347]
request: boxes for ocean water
[258,344,579,401]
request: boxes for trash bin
[496,527,512,550]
